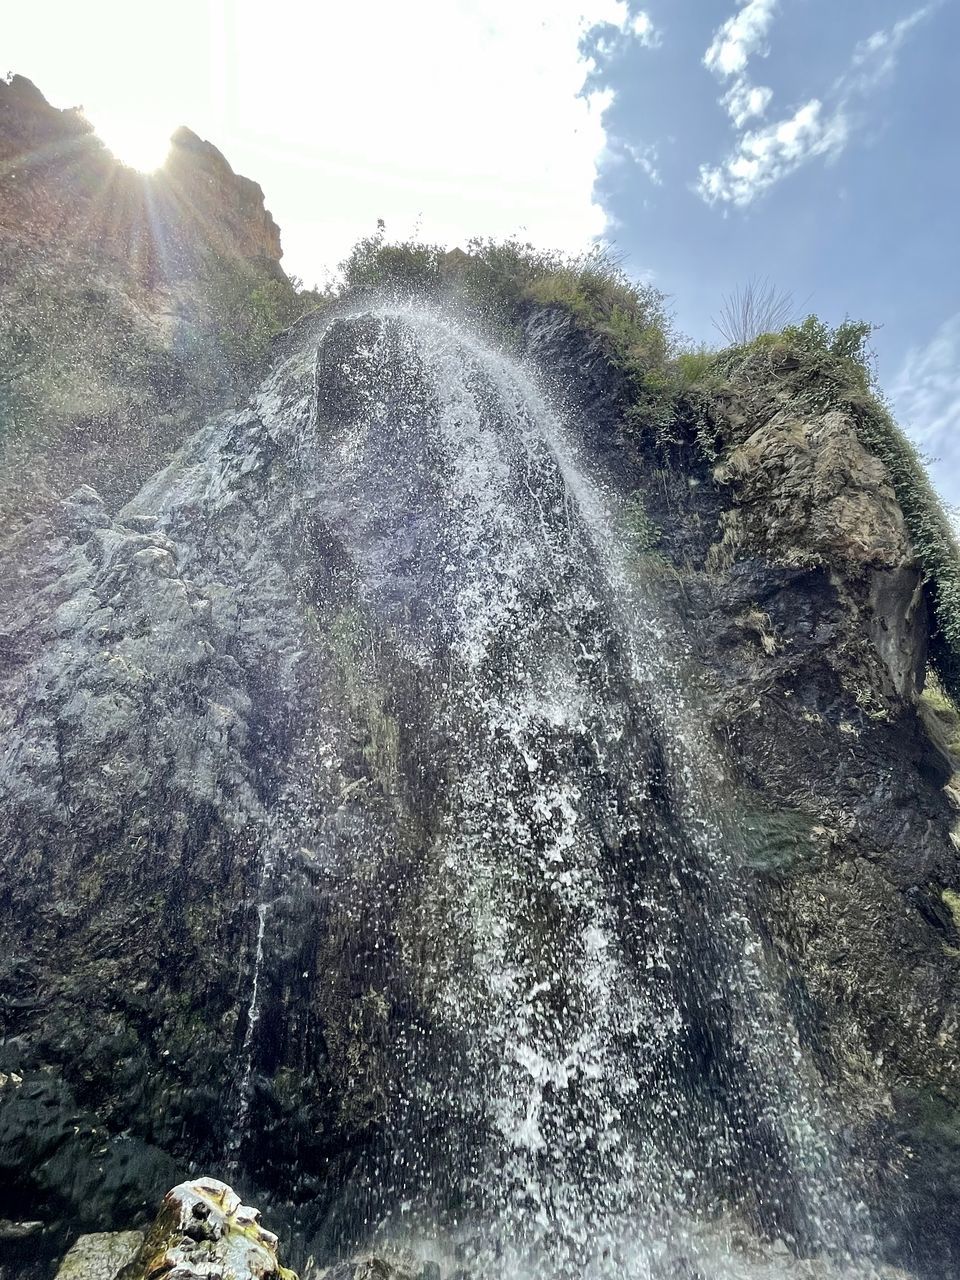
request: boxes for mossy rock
[117,1178,297,1280]
[54,1231,143,1280]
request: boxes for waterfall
[294,303,877,1277]
[131,300,882,1278]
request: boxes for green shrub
[673,346,719,389]
[337,229,673,368]
[205,257,328,379]
[341,223,445,295]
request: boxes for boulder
[117,1179,296,1280]
[54,1232,144,1280]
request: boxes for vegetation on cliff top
[710,317,960,701]
[340,224,672,369]
[327,230,960,703]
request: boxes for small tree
[713,278,796,347]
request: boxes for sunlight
[89,110,172,172]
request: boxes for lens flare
[88,111,172,172]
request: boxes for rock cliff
[0,75,305,543]
[523,306,960,1276]
[2,78,960,1280]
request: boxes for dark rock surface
[523,306,960,1277]
[0,281,958,1280]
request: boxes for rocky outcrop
[117,1180,295,1280]
[711,403,928,699]
[1,140,959,1280]
[0,75,306,542]
[714,408,910,570]
[0,75,282,271]
[164,127,283,267]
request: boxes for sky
[5,0,959,505]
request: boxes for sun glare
[89,112,172,173]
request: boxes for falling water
[208,300,883,1278]
[227,843,275,1169]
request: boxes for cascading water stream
[226,823,278,1170]
[218,300,883,1278]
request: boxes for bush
[337,228,673,368]
[713,279,796,347]
[205,257,329,379]
[341,224,444,295]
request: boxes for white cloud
[699,3,935,207]
[629,11,660,47]
[698,99,847,206]
[703,0,776,131]
[890,311,960,507]
[623,141,662,185]
[722,80,774,128]
[703,0,778,78]
[6,0,633,283]
[891,313,960,450]
[843,4,936,93]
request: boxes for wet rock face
[0,299,958,1279]
[0,315,434,1249]
[523,307,960,1276]
[316,1251,440,1280]
[117,1179,295,1280]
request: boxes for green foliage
[673,346,719,389]
[341,224,444,295]
[622,492,661,554]
[853,401,960,699]
[712,314,876,411]
[920,677,960,759]
[338,228,673,368]
[205,257,328,378]
[942,888,960,934]
[780,314,875,393]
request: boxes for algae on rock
[117,1179,296,1280]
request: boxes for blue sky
[582,0,960,506]
[6,0,958,506]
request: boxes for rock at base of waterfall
[315,1250,441,1280]
[53,1232,144,1280]
[116,1178,296,1280]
